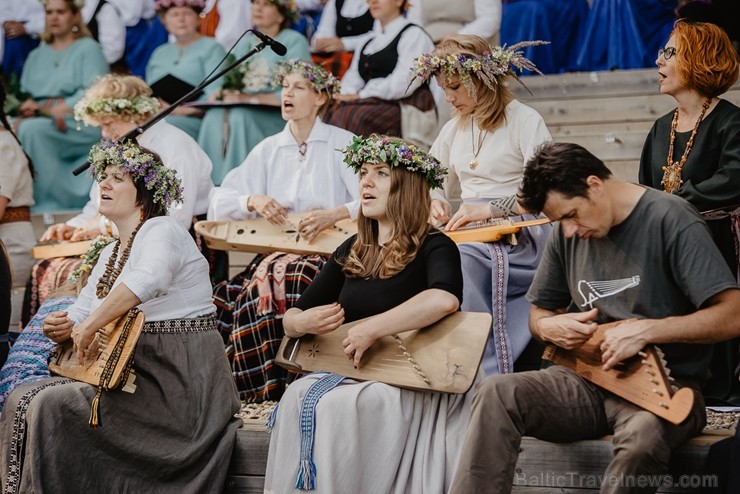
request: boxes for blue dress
[17,38,108,212]
[145,36,227,140]
[196,29,311,184]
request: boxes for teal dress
[145,36,226,140]
[197,29,310,184]
[17,38,108,212]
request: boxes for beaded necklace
[95,221,144,299]
[660,98,711,193]
[469,125,489,170]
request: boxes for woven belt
[0,206,31,224]
[142,313,216,333]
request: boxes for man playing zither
[450,142,740,494]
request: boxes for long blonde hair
[342,167,431,279]
[434,35,513,132]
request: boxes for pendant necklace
[298,141,308,161]
[469,125,488,170]
[660,98,711,193]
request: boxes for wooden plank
[223,476,265,494]
[511,68,740,101]
[548,121,655,138]
[229,425,271,477]
[604,161,640,183]
[552,132,647,162]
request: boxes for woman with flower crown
[0,140,241,493]
[412,35,552,377]
[324,0,436,142]
[264,134,473,493]
[197,0,311,184]
[209,59,358,402]
[14,0,108,212]
[145,0,225,140]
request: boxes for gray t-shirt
[527,187,738,380]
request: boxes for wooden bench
[225,423,734,493]
[510,68,740,183]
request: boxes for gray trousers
[450,365,706,494]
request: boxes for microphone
[250,29,287,56]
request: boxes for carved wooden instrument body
[49,308,144,393]
[275,311,492,394]
[194,213,357,256]
[32,240,93,260]
[542,321,694,425]
[443,217,551,244]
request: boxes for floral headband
[269,0,300,24]
[39,0,85,9]
[73,95,160,126]
[342,135,447,189]
[410,41,549,98]
[154,0,206,14]
[89,139,184,211]
[274,60,341,96]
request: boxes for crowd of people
[0,0,739,492]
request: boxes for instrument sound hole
[285,229,296,234]
[237,228,245,234]
[250,229,256,234]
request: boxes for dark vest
[335,0,374,38]
[358,23,422,83]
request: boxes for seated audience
[406,0,501,44]
[82,0,126,69]
[209,60,358,401]
[450,142,740,494]
[414,35,552,375]
[146,0,226,140]
[325,0,436,144]
[15,0,108,212]
[198,0,310,184]
[200,0,252,50]
[0,1,45,83]
[311,0,374,80]
[112,0,168,78]
[0,140,241,492]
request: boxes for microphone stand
[73,41,273,176]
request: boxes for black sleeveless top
[335,0,374,38]
[358,23,424,83]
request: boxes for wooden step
[225,423,733,494]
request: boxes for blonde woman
[412,35,552,376]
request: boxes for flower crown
[342,135,447,189]
[410,41,549,98]
[270,0,300,24]
[40,0,85,9]
[89,139,184,211]
[69,235,116,283]
[275,60,341,96]
[73,95,160,126]
[154,0,206,13]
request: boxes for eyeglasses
[658,47,676,60]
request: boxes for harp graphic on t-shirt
[577,276,641,309]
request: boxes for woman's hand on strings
[430,199,450,226]
[39,223,75,242]
[247,195,288,225]
[297,303,345,335]
[43,311,73,343]
[343,322,378,369]
[298,210,338,243]
[445,203,491,231]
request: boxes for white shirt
[406,0,501,40]
[82,0,126,63]
[107,0,147,26]
[208,118,360,221]
[430,100,552,204]
[0,1,45,61]
[0,132,34,207]
[311,0,373,52]
[203,0,251,50]
[341,16,435,100]
[67,216,215,324]
[67,120,215,229]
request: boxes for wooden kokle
[443,217,551,244]
[276,311,492,394]
[542,321,695,425]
